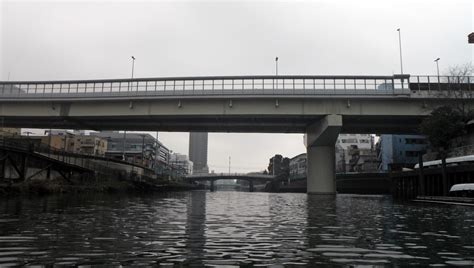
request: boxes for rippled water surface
[0,191,474,267]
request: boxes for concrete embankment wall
[336,173,391,194]
[278,173,391,194]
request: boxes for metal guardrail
[409,75,473,92]
[0,136,156,181]
[0,75,416,98]
[186,173,276,180]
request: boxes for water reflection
[185,190,206,265]
[0,192,473,266]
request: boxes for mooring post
[0,156,5,180]
[418,154,425,196]
[210,180,215,192]
[21,154,28,181]
[46,166,51,180]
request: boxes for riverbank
[0,178,202,196]
[276,173,391,194]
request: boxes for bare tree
[421,64,474,195]
[438,63,474,122]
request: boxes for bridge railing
[186,173,275,179]
[409,75,474,92]
[0,75,414,98]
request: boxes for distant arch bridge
[185,173,277,192]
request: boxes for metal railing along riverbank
[0,75,430,99]
[0,136,156,183]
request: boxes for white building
[336,134,373,150]
[336,134,377,173]
[169,153,194,175]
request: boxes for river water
[0,191,473,267]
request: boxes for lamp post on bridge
[396,28,404,75]
[131,56,136,78]
[275,57,279,76]
[434,58,440,78]
[122,56,136,161]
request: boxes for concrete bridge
[185,173,276,192]
[0,74,472,194]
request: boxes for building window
[341,139,357,143]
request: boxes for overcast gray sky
[1,0,473,172]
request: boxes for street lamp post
[275,57,279,76]
[131,56,136,78]
[396,28,404,74]
[434,58,440,78]
[122,56,136,161]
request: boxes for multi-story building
[73,135,108,156]
[156,141,170,165]
[40,130,76,152]
[189,132,209,174]
[289,153,307,179]
[169,153,193,175]
[38,130,108,156]
[336,134,373,150]
[302,133,378,174]
[91,131,164,168]
[335,134,378,173]
[377,134,428,171]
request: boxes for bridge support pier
[249,180,254,192]
[306,115,342,194]
[210,180,215,192]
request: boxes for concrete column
[307,145,336,194]
[305,114,342,195]
[210,180,215,192]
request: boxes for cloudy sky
[1,0,473,172]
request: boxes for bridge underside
[0,96,435,134]
[1,114,423,134]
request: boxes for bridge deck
[0,75,472,134]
